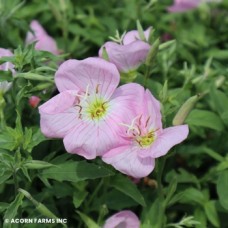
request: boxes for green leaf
[143,198,165,228]
[73,190,88,208]
[136,20,146,41]
[194,207,207,228]
[15,111,23,136]
[0,202,9,213]
[3,193,24,228]
[76,211,99,228]
[164,176,177,206]
[204,201,220,228]
[22,127,33,150]
[206,49,228,59]
[217,170,228,210]
[216,160,228,171]
[0,127,19,151]
[202,147,224,162]
[221,110,228,126]
[101,189,138,210]
[110,174,146,207]
[210,88,228,126]
[26,128,46,152]
[210,89,228,115]
[179,188,206,206]
[186,109,224,131]
[0,71,13,82]
[166,168,200,188]
[40,161,114,182]
[0,170,12,185]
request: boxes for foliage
[0,0,228,227]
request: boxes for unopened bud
[173,95,200,126]
[145,38,160,66]
[215,75,225,88]
[24,160,53,169]
[29,96,41,108]
[19,188,59,220]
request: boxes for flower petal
[0,81,12,93]
[55,57,120,100]
[123,27,152,45]
[149,125,189,158]
[35,36,59,55]
[143,89,162,130]
[26,20,47,44]
[104,210,140,228]
[167,0,200,12]
[63,118,122,159]
[99,41,150,73]
[39,90,77,114]
[110,83,145,121]
[26,20,59,55]
[103,145,155,178]
[39,91,79,138]
[0,48,14,72]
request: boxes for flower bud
[18,188,59,219]
[24,160,53,169]
[29,96,41,108]
[145,38,160,66]
[173,94,200,126]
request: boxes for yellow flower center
[87,99,108,120]
[136,131,155,148]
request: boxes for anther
[145,116,150,128]
[96,84,101,94]
[75,105,82,113]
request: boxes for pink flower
[103,210,140,228]
[102,85,189,178]
[26,20,59,55]
[29,96,41,108]
[122,27,152,45]
[39,58,138,159]
[99,28,151,73]
[167,0,201,12]
[0,48,14,93]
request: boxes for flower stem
[0,93,6,128]
[86,179,104,210]
[143,66,150,87]
[13,170,18,197]
[156,157,166,228]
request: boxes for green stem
[156,157,166,228]
[13,170,18,197]
[86,179,104,211]
[143,66,150,87]
[0,93,6,128]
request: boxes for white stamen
[119,115,141,135]
[76,84,90,102]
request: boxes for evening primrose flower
[167,0,201,12]
[0,48,14,93]
[39,58,139,159]
[99,36,150,73]
[103,210,140,228]
[102,85,189,178]
[26,20,59,55]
